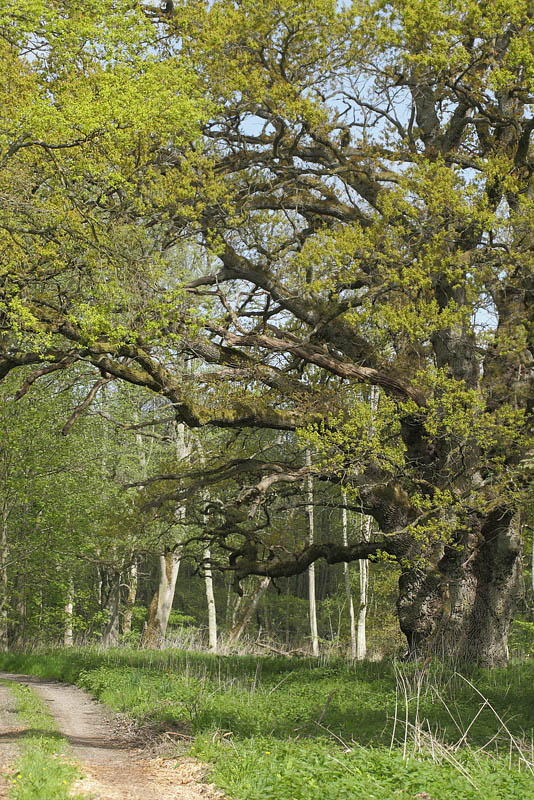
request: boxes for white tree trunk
[64,575,74,647]
[141,550,181,648]
[122,560,138,636]
[355,387,378,660]
[142,423,189,648]
[357,515,372,660]
[228,576,271,644]
[342,497,357,660]
[197,444,218,652]
[204,547,217,652]
[306,449,319,657]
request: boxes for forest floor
[0,673,225,800]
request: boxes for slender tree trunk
[228,576,271,644]
[199,470,217,652]
[141,549,181,648]
[64,575,74,647]
[0,511,9,652]
[355,387,378,660]
[14,590,26,649]
[342,498,357,660]
[122,560,138,636]
[119,426,144,640]
[231,591,241,628]
[397,510,522,667]
[305,450,319,656]
[140,420,188,649]
[101,568,121,648]
[96,564,103,608]
[357,515,372,660]
[225,574,233,629]
[204,547,217,652]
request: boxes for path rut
[0,673,225,800]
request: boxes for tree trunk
[204,547,217,652]
[140,421,188,649]
[397,511,522,667]
[228,576,271,644]
[141,549,181,648]
[200,477,217,652]
[357,515,371,660]
[14,589,26,649]
[306,450,319,656]
[122,560,138,636]
[225,574,233,628]
[342,498,357,660]
[355,388,377,660]
[64,575,74,647]
[0,511,9,652]
[101,568,121,648]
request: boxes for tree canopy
[1,0,534,665]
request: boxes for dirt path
[0,683,24,799]
[0,673,226,800]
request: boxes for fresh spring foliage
[3,0,534,667]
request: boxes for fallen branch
[255,641,308,657]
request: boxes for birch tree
[342,498,356,660]
[305,450,319,657]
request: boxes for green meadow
[0,649,532,800]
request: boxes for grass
[1,680,84,800]
[0,648,533,800]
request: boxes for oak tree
[2,0,534,664]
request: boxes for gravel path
[0,673,226,800]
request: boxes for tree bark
[356,386,378,660]
[357,515,371,660]
[0,510,9,652]
[141,549,181,648]
[204,547,217,652]
[306,450,319,656]
[101,568,121,648]
[397,511,523,667]
[197,443,218,652]
[64,575,74,647]
[122,560,138,636]
[228,576,271,644]
[342,499,357,660]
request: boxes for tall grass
[0,648,533,800]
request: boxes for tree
[305,450,320,656]
[341,496,357,660]
[2,0,534,665]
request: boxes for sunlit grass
[2,681,84,800]
[0,648,533,800]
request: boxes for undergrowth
[2,680,83,800]
[0,649,533,800]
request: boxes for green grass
[2,681,84,800]
[0,649,533,800]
